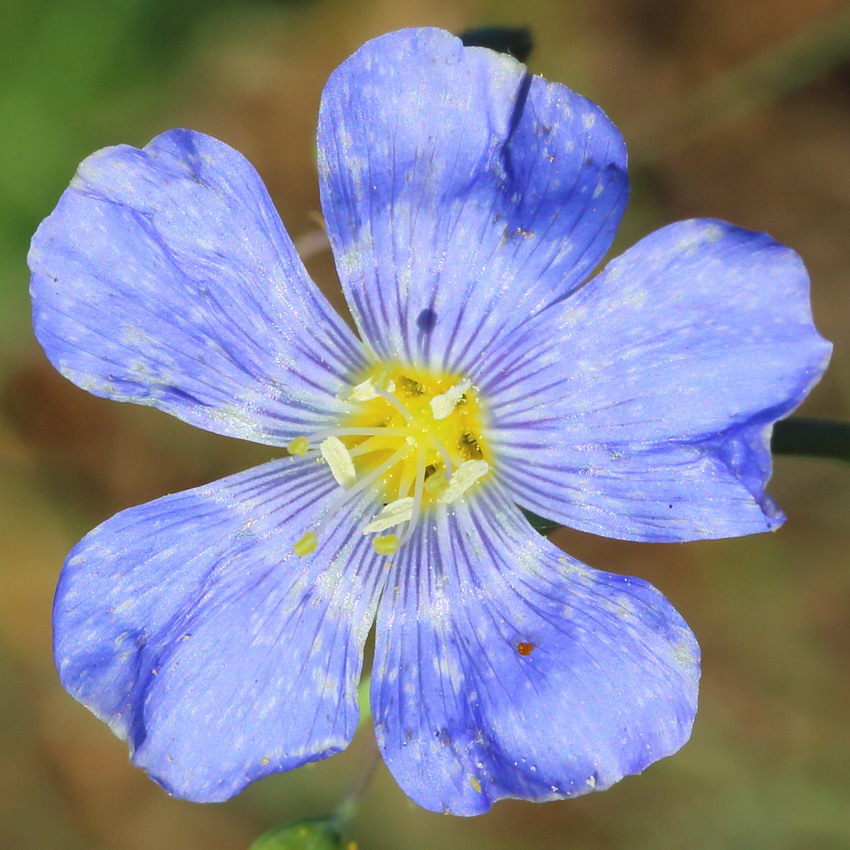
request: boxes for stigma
[290,364,491,556]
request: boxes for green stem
[330,734,381,833]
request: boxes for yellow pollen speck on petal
[373,534,399,555]
[287,436,309,456]
[469,774,482,793]
[293,531,317,557]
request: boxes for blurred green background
[2,1,849,848]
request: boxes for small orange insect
[516,641,535,656]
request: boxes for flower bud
[249,817,346,850]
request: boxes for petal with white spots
[481,219,831,541]
[371,484,699,815]
[318,27,627,372]
[30,129,366,446]
[54,457,387,802]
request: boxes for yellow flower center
[290,364,491,556]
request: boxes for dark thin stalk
[772,417,850,463]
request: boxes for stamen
[287,436,310,456]
[320,436,356,488]
[373,534,399,555]
[398,444,427,545]
[304,444,414,556]
[395,451,418,500]
[371,382,415,423]
[430,378,471,420]
[307,427,410,441]
[292,531,318,557]
[423,469,449,497]
[439,459,490,504]
[349,436,398,458]
[349,377,396,401]
[332,444,412,504]
[428,433,453,478]
[363,497,414,533]
[313,364,490,556]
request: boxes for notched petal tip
[317,26,629,369]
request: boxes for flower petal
[481,219,832,541]
[54,458,387,802]
[318,27,627,371]
[371,485,699,815]
[30,129,366,445]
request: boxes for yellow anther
[293,531,318,557]
[287,436,310,456]
[469,774,482,793]
[373,534,399,555]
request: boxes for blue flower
[29,28,830,815]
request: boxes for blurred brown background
[1,1,849,848]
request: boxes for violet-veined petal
[318,27,628,372]
[54,457,387,802]
[371,485,699,815]
[30,129,366,446]
[482,219,831,541]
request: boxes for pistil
[290,366,490,557]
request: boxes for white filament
[371,381,415,423]
[398,445,427,545]
[313,444,414,539]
